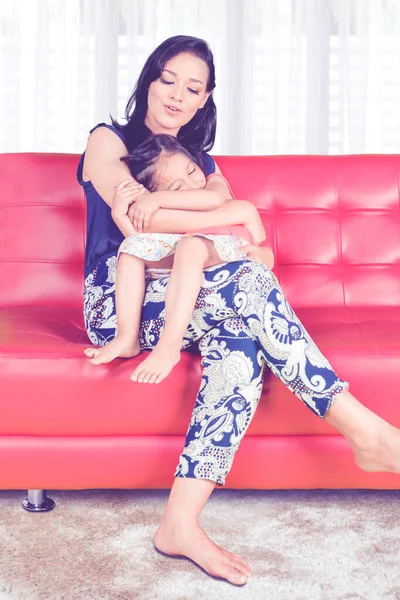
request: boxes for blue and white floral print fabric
[83,255,348,485]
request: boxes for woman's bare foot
[325,391,400,474]
[154,517,252,586]
[130,343,181,383]
[84,336,140,365]
[346,421,400,474]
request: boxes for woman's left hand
[241,244,275,270]
[128,192,161,232]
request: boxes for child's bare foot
[130,343,180,383]
[84,336,141,365]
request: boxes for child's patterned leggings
[84,256,348,486]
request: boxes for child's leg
[131,236,220,384]
[85,252,145,364]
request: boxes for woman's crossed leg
[139,259,400,585]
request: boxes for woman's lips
[164,105,182,116]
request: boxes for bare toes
[230,557,252,577]
[89,357,101,365]
[231,552,245,560]
[143,371,154,383]
[223,565,248,586]
[138,371,148,383]
[130,369,141,382]
[84,348,97,357]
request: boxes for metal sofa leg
[21,490,56,512]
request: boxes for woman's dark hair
[121,134,201,192]
[111,35,216,162]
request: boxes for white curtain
[1,0,400,155]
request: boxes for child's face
[154,152,206,191]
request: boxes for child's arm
[206,174,266,246]
[112,212,136,238]
[144,199,257,234]
[128,174,233,232]
[242,206,266,246]
[148,172,233,211]
[149,188,224,211]
[129,173,232,224]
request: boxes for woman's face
[154,152,206,191]
[145,52,211,136]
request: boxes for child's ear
[199,92,211,109]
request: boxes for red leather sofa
[1,153,400,510]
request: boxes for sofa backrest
[218,155,400,308]
[1,153,400,309]
[0,153,85,308]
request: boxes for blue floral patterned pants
[84,255,348,485]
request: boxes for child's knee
[118,251,142,265]
[175,236,210,261]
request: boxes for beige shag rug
[0,489,399,600]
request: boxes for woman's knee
[237,259,277,290]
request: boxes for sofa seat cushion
[1,306,400,437]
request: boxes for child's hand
[128,194,161,232]
[112,180,146,218]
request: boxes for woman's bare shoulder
[83,126,128,181]
[212,159,223,175]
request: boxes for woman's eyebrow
[163,69,203,85]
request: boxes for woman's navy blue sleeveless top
[77,123,216,279]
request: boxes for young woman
[84,134,274,383]
[78,35,400,587]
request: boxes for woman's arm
[82,127,136,208]
[205,173,234,200]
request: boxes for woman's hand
[241,244,275,270]
[128,192,161,232]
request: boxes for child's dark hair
[121,134,200,191]
[111,35,216,161]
